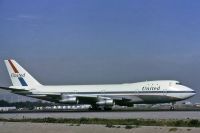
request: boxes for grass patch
[188,119,199,127]
[0,117,200,127]
[125,125,139,129]
[169,128,178,132]
[105,123,115,128]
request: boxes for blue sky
[0,0,200,102]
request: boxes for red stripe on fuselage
[8,60,19,73]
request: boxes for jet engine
[96,99,114,106]
[59,94,78,104]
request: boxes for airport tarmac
[1,122,200,133]
[1,111,200,119]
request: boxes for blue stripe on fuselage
[18,77,28,86]
[54,91,196,94]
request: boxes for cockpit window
[176,82,182,85]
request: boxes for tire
[89,105,102,111]
[104,107,112,111]
[170,106,175,111]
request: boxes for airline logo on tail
[11,73,25,78]
[8,59,28,86]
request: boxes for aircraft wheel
[104,107,112,111]
[89,105,102,111]
[170,106,175,110]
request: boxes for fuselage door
[163,88,167,96]
[100,89,106,96]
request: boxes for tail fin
[4,59,42,87]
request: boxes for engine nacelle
[59,95,78,104]
[96,99,114,106]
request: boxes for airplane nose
[186,87,196,98]
[176,85,196,99]
[192,90,196,96]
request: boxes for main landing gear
[104,107,112,111]
[89,105,112,111]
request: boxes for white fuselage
[15,80,196,104]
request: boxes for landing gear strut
[170,102,175,110]
[89,105,101,111]
[104,107,112,111]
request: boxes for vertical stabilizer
[4,59,42,87]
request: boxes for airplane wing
[41,93,133,106]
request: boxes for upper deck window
[176,82,182,85]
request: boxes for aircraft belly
[137,95,180,103]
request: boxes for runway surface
[1,111,200,119]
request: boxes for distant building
[0,107,16,111]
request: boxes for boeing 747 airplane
[0,59,196,110]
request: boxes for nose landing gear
[170,102,175,110]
